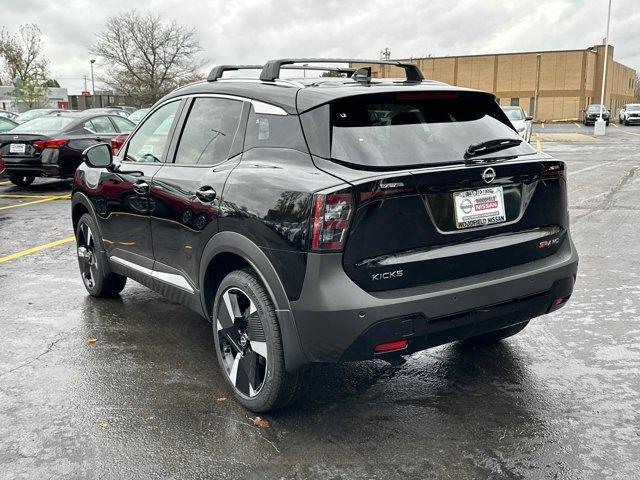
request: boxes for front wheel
[212,269,310,412]
[8,175,35,187]
[76,213,127,297]
[465,321,530,345]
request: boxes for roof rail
[207,65,263,81]
[259,58,424,82]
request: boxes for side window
[125,101,180,163]
[174,97,243,165]
[244,105,306,152]
[88,116,117,134]
[111,116,134,133]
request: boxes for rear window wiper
[464,138,522,160]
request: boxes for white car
[619,104,640,125]
[501,106,533,142]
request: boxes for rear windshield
[502,108,525,121]
[322,92,534,168]
[11,116,75,134]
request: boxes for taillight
[311,192,354,251]
[0,155,4,173]
[34,138,68,149]
[541,164,565,179]
[111,133,129,155]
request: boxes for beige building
[360,45,637,122]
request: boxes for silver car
[501,106,532,142]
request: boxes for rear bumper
[290,236,578,363]
[624,117,640,124]
[2,152,69,178]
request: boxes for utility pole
[595,0,612,136]
[534,53,541,121]
[380,47,391,60]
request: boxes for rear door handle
[195,186,217,202]
[133,180,149,194]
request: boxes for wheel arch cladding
[199,231,308,372]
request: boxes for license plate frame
[9,143,26,154]
[452,186,506,229]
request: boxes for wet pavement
[1,123,639,479]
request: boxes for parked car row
[0,111,135,187]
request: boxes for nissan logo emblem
[482,167,496,184]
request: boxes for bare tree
[91,11,204,105]
[0,24,50,108]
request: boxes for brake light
[34,138,68,149]
[111,133,129,155]
[311,192,354,251]
[0,155,4,173]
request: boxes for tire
[606,120,610,126]
[8,175,35,187]
[212,269,310,412]
[465,321,530,345]
[75,213,127,297]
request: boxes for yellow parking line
[612,123,619,128]
[574,122,581,128]
[0,194,69,211]
[0,181,10,185]
[0,194,62,199]
[541,123,545,129]
[0,235,75,263]
[534,134,542,152]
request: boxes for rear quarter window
[244,106,307,152]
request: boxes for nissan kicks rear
[71,59,578,412]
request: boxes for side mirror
[83,143,113,169]
[525,115,533,121]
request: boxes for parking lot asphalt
[1,123,639,479]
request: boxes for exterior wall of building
[364,45,637,121]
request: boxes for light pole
[595,0,612,136]
[90,59,96,94]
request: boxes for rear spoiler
[259,58,425,83]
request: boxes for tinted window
[312,91,534,168]
[85,116,116,134]
[111,116,134,133]
[0,118,15,132]
[125,101,180,163]
[245,105,306,151]
[11,116,75,134]
[174,97,243,165]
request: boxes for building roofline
[393,45,636,72]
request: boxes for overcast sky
[3,0,639,94]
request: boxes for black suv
[71,59,578,412]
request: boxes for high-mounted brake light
[34,138,68,149]
[395,92,459,101]
[111,133,129,156]
[311,192,353,251]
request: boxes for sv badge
[372,269,404,281]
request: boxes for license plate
[9,143,26,154]
[453,187,506,229]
